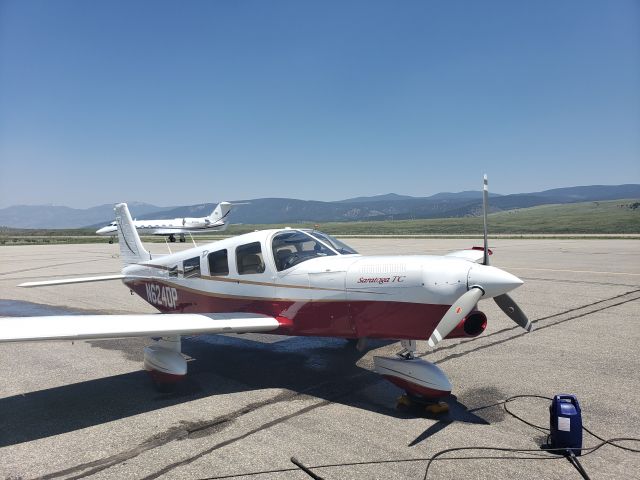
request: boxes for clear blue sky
[1,0,638,208]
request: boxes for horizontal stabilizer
[446,248,492,264]
[0,312,280,342]
[19,275,125,288]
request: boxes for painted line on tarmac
[508,267,640,277]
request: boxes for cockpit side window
[272,230,336,271]
[236,242,265,274]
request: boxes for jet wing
[151,228,187,235]
[0,312,280,343]
[445,248,492,263]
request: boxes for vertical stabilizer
[115,203,150,266]
[207,201,233,231]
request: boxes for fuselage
[121,229,522,341]
[96,218,226,236]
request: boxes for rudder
[115,203,151,266]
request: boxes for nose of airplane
[96,226,115,235]
[467,264,523,298]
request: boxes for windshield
[307,231,358,255]
[272,230,336,271]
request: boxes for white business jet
[96,201,234,243]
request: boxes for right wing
[0,312,281,342]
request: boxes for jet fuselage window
[208,249,229,276]
[183,256,201,278]
[272,230,336,271]
[236,242,265,275]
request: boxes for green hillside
[223,199,640,236]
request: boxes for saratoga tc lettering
[357,276,406,284]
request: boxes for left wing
[0,312,280,342]
[19,275,125,288]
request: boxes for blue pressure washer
[549,394,583,455]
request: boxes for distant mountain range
[1,184,638,229]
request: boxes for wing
[150,228,187,235]
[19,275,125,288]
[0,312,280,342]
[446,247,493,263]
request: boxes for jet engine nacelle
[444,311,487,339]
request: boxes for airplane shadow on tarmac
[0,334,497,447]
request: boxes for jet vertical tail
[115,203,151,266]
[207,201,233,231]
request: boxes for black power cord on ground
[198,394,640,480]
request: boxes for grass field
[1,199,638,245]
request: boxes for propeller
[428,175,532,348]
[482,174,490,266]
[494,293,532,331]
[428,287,484,347]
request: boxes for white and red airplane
[96,201,235,243]
[0,177,531,405]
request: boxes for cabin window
[236,242,265,274]
[208,249,229,276]
[183,256,201,278]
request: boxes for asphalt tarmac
[0,238,639,480]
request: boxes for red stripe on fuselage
[128,280,449,340]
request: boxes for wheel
[169,235,176,243]
[425,401,449,414]
[396,394,412,410]
[108,239,113,244]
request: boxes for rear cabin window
[236,242,265,274]
[183,256,201,278]
[208,249,229,276]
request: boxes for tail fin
[115,203,151,266]
[208,201,233,221]
[207,201,233,231]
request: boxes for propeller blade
[428,287,484,347]
[494,293,533,332]
[482,174,490,266]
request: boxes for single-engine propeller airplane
[0,176,531,408]
[96,201,236,243]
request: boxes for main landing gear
[373,340,452,415]
[143,336,186,392]
[168,234,186,243]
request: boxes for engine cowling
[444,311,487,339]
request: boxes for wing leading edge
[0,312,280,343]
